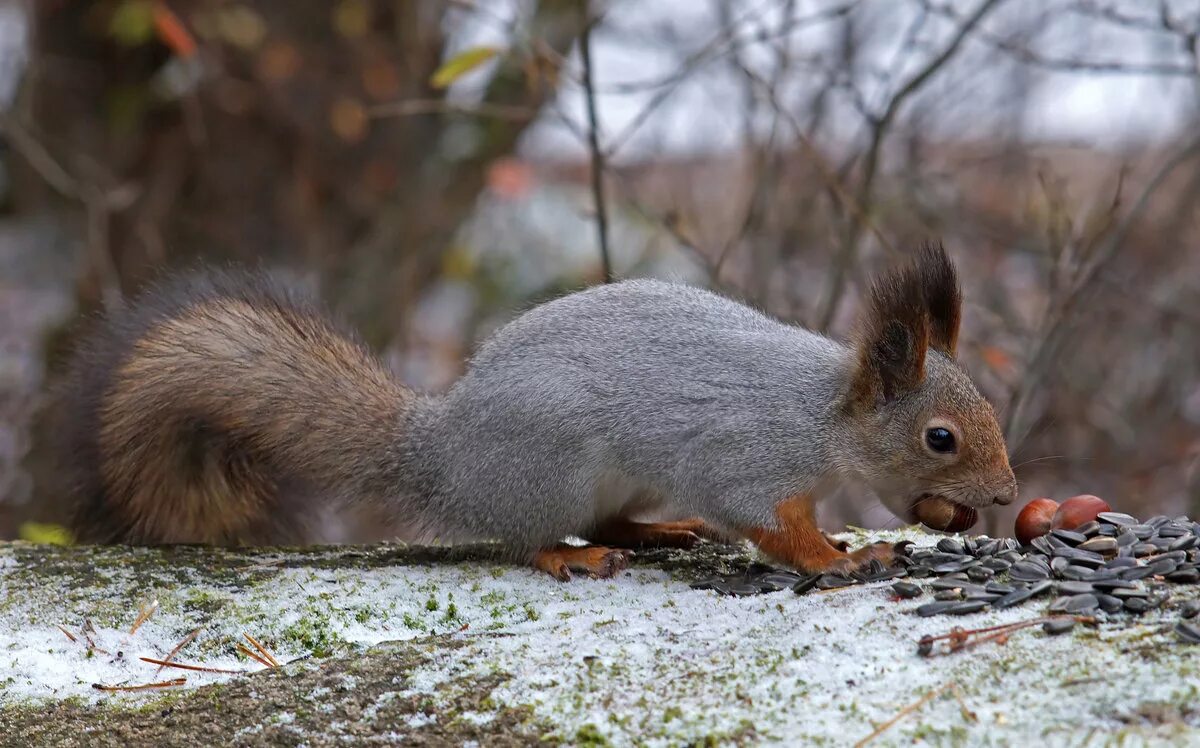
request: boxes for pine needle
[92,677,187,692]
[155,628,201,676]
[139,657,244,675]
[242,633,280,668]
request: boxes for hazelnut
[1015,498,1058,544]
[913,497,978,532]
[1051,494,1112,531]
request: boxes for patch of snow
[2,530,1198,744]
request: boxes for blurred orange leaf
[153,2,197,58]
[430,46,502,89]
[487,157,534,200]
[981,345,1014,373]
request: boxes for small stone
[1180,600,1200,619]
[1097,594,1123,614]
[1043,619,1076,635]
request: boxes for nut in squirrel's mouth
[910,494,979,533]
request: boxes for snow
[2,531,1199,744]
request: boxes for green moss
[573,723,609,746]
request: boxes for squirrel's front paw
[828,542,896,575]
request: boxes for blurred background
[0,0,1198,542]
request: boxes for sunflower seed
[1043,619,1076,635]
[1098,512,1139,527]
[892,581,923,599]
[1177,621,1200,643]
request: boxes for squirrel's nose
[992,482,1018,506]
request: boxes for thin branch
[1004,132,1200,449]
[579,13,613,283]
[815,0,1006,331]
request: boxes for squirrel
[53,243,1017,580]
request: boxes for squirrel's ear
[848,255,930,408]
[917,241,961,356]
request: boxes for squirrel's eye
[925,427,956,454]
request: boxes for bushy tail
[55,270,416,545]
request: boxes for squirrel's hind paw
[532,545,631,582]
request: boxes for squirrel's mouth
[909,494,979,533]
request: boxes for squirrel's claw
[532,545,631,581]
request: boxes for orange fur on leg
[531,544,631,582]
[742,495,893,574]
[587,518,725,549]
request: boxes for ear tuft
[917,241,961,356]
[848,254,929,408]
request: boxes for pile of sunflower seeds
[690,511,1200,642]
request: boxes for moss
[572,722,609,746]
[280,616,347,659]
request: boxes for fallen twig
[139,657,244,675]
[854,681,957,747]
[155,627,202,676]
[56,624,78,643]
[92,677,187,692]
[918,615,1095,657]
